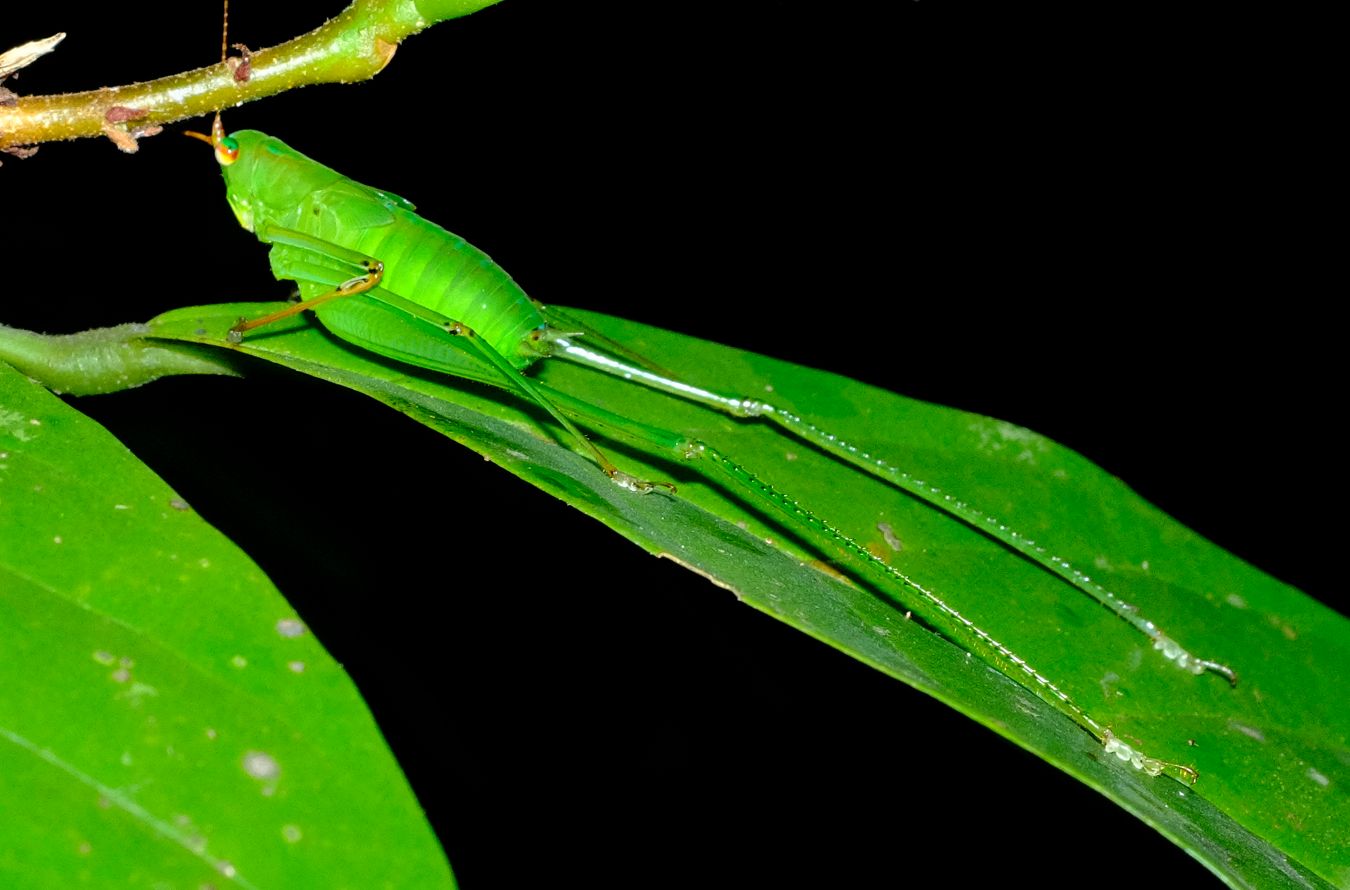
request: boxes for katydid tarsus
[189,98,1232,785]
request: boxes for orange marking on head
[184,114,237,166]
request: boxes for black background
[4,3,1339,888]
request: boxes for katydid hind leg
[228,251,1198,778]
[538,324,1237,685]
[325,291,673,493]
[535,382,1200,785]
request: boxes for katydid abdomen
[311,195,542,367]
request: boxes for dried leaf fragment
[0,33,66,80]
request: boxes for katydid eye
[216,135,240,165]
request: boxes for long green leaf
[143,302,1349,888]
[0,361,454,888]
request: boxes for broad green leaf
[0,362,454,888]
[147,303,1349,888]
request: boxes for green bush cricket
[187,100,1243,783]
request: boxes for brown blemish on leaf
[806,559,853,585]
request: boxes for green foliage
[2,3,1345,888]
[3,296,1347,886]
[0,361,454,888]
[133,302,1344,888]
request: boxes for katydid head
[186,113,253,230]
[189,119,344,235]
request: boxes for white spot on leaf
[242,750,280,782]
[876,523,903,552]
[275,618,306,638]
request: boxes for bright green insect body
[214,127,649,488]
[223,132,1238,682]
[208,124,1231,783]
[221,130,542,367]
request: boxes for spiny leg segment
[226,285,1195,780]
[538,384,1199,784]
[538,327,1236,686]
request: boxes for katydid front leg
[228,225,669,494]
